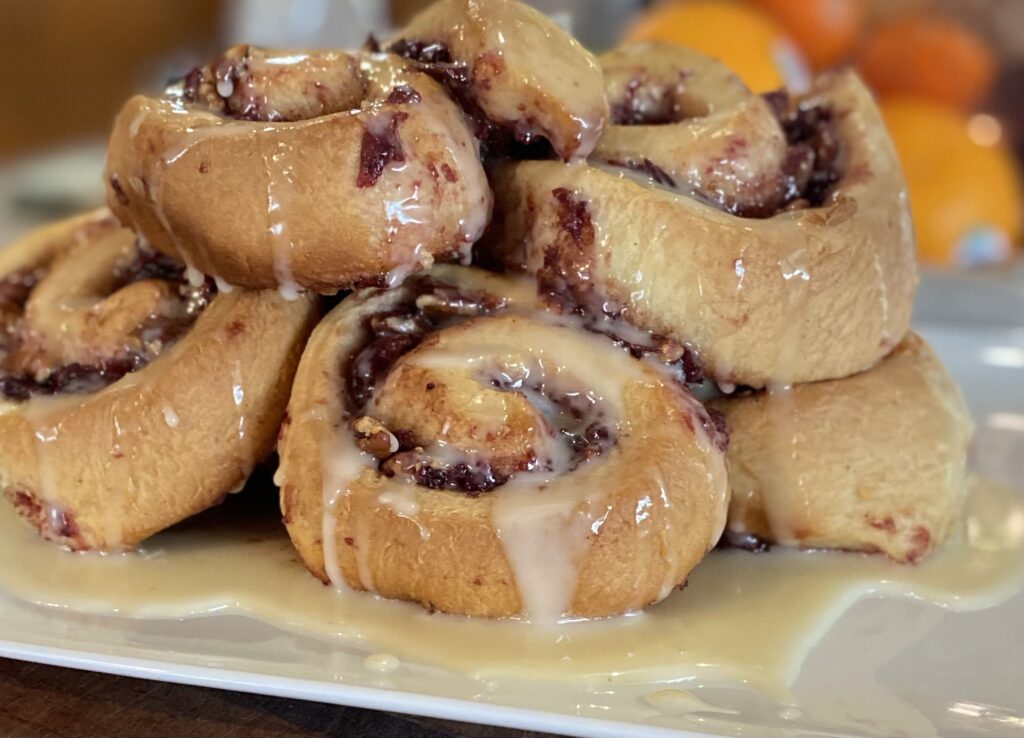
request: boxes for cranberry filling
[703,407,729,453]
[381,449,513,496]
[0,268,45,311]
[114,241,188,285]
[539,188,705,384]
[385,84,422,106]
[182,54,274,122]
[108,173,130,207]
[611,104,682,127]
[1,268,54,367]
[763,91,842,210]
[388,38,556,160]
[345,277,503,410]
[357,112,409,188]
[348,318,429,409]
[609,77,688,127]
[345,277,515,495]
[603,157,676,188]
[344,275,623,495]
[0,358,141,402]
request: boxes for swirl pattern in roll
[711,334,972,562]
[105,47,491,294]
[0,212,319,550]
[483,43,916,388]
[276,266,728,619]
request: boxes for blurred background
[0,0,1022,276]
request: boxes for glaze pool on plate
[0,318,1022,738]
[0,473,1019,698]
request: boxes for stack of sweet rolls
[0,0,971,619]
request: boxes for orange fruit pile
[881,98,1022,267]
[751,0,867,70]
[857,14,997,112]
[623,1,802,92]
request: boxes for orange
[749,0,867,69]
[857,14,996,111]
[880,98,1022,267]
[623,1,807,93]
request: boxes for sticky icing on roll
[0,211,318,550]
[276,266,729,619]
[104,47,491,294]
[483,47,916,388]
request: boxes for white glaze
[491,468,613,624]
[0,477,1019,705]
[320,429,374,591]
[262,142,302,301]
[18,396,72,539]
[377,487,422,523]
[215,78,234,99]
[872,251,891,344]
[230,360,254,479]
[644,688,738,716]
[393,315,716,621]
[161,406,180,429]
[363,653,400,673]
[185,265,206,287]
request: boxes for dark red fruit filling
[389,38,555,160]
[357,112,409,188]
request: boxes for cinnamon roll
[387,0,608,160]
[484,46,916,387]
[0,211,318,550]
[105,47,490,294]
[276,266,728,619]
[711,334,972,562]
[596,43,790,215]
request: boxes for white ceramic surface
[0,284,1022,738]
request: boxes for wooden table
[0,658,557,738]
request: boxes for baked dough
[484,66,916,387]
[710,333,972,562]
[105,49,490,293]
[595,42,789,214]
[0,212,319,550]
[277,266,728,618]
[389,0,608,160]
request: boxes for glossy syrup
[0,475,1020,702]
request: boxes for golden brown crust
[0,213,320,550]
[104,52,490,293]
[710,333,973,562]
[484,70,916,387]
[277,266,728,618]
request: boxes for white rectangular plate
[1,283,1023,738]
